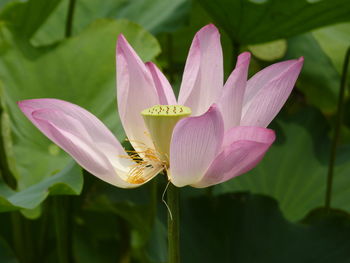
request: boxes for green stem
[118,217,131,263]
[150,178,158,222]
[11,212,25,263]
[167,183,180,263]
[0,103,16,189]
[65,0,76,38]
[325,46,350,211]
[37,201,50,261]
[53,197,73,263]
[23,217,35,262]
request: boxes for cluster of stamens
[119,105,191,185]
[120,139,166,184]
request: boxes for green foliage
[70,177,162,263]
[181,193,350,263]
[0,237,18,263]
[313,22,350,89]
[198,0,350,44]
[286,34,340,113]
[248,39,287,61]
[0,163,82,212]
[0,0,61,38]
[314,22,350,74]
[32,0,190,45]
[216,108,350,221]
[0,0,13,9]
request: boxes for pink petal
[18,99,123,153]
[116,35,159,152]
[243,59,300,104]
[222,125,275,149]
[218,52,251,130]
[193,126,275,188]
[178,24,223,116]
[146,62,177,105]
[33,110,121,184]
[169,105,224,187]
[241,57,304,127]
[18,99,159,188]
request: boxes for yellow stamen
[119,145,165,184]
[119,105,191,185]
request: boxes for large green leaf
[198,0,350,45]
[0,19,160,211]
[0,163,82,212]
[285,34,340,113]
[181,193,350,263]
[313,23,350,132]
[216,108,350,221]
[0,0,61,38]
[313,22,350,89]
[32,0,190,45]
[114,0,190,34]
[313,22,350,74]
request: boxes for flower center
[141,105,191,163]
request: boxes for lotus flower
[18,24,303,188]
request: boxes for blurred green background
[0,0,350,262]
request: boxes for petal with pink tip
[222,125,275,149]
[33,110,126,186]
[169,105,224,187]
[243,59,301,104]
[178,24,223,116]
[193,126,275,188]
[18,99,128,161]
[146,62,177,105]
[218,52,250,130]
[241,57,304,127]
[116,35,159,151]
[18,99,161,188]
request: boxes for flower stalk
[167,182,180,263]
[53,196,73,263]
[325,46,350,211]
[65,0,76,38]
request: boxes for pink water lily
[18,24,303,188]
